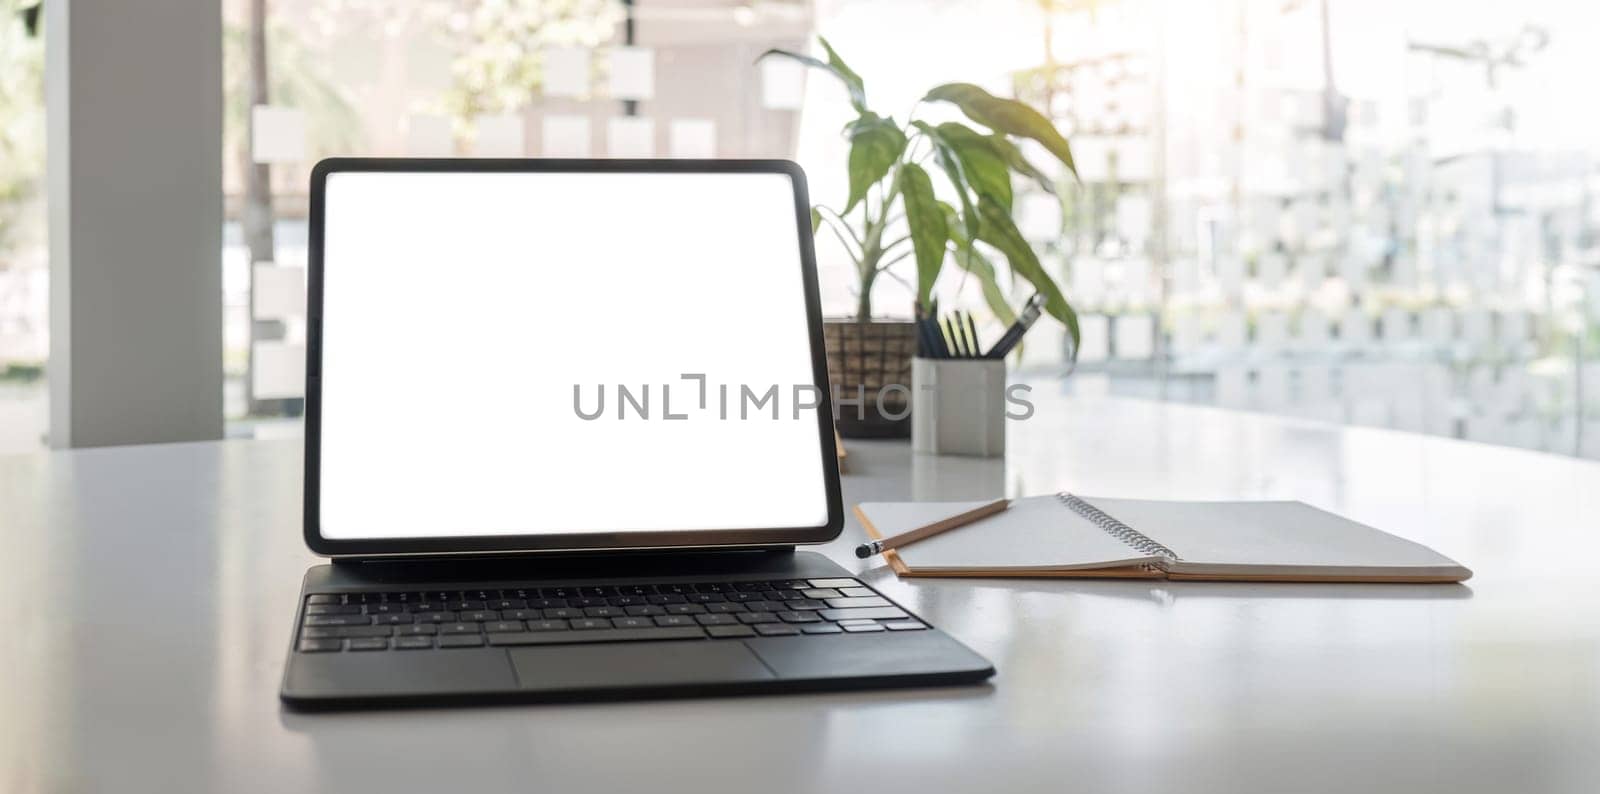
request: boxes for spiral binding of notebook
[1058,493,1179,560]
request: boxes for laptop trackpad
[508,641,774,691]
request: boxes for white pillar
[47,0,224,448]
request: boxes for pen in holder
[911,356,1007,457]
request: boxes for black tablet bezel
[303,158,843,558]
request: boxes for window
[216,0,1600,460]
[0,0,45,454]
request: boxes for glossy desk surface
[4,394,1599,793]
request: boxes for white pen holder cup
[911,357,1007,457]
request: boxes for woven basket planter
[822,319,917,438]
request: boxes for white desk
[3,394,1599,793]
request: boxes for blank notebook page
[1083,497,1466,573]
[862,497,1159,571]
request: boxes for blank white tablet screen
[316,169,830,540]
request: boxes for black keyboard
[294,577,926,653]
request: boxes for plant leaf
[810,206,822,235]
[937,122,1012,211]
[924,82,1076,178]
[757,36,866,112]
[816,37,866,112]
[844,112,907,214]
[911,121,978,240]
[988,134,1056,195]
[941,202,1017,328]
[898,164,947,307]
[973,196,1079,356]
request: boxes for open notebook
[855,494,1471,583]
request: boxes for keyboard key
[777,611,822,623]
[801,588,842,600]
[819,606,909,621]
[409,602,448,613]
[570,618,611,630]
[607,595,645,607]
[543,608,583,620]
[487,626,705,646]
[624,605,666,617]
[298,639,342,652]
[726,592,761,603]
[394,636,435,650]
[447,600,486,611]
[687,593,725,604]
[695,614,738,626]
[653,615,698,627]
[611,617,653,629]
[657,583,692,595]
[694,582,730,593]
[619,584,655,596]
[770,590,806,601]
[843,623,886,633]
[647,594,686,605]
[755,624,800,636]
[705,625,756,639]
[304,604,362,616]
[570,597,609,608]
[578,587,611,598]
[305,594,340,605]
[490,599,527,610]
[808,578,860,589]
[312,626,391,639]
[800,623,843,635]
[394,624,437,636]
[583,606,624,618]
[737,613,779,625]
[460,610,500,622]
[665,604,707,615]
[486,621,525,633]
[348,638,388,651]
[824,596,891,609]
[374,613,414,625]
[777,580,813,589]
[705,603,746,614]
[440,623,481,635]
[734,582,768,592]
[786,599,827,610]
[366,603,408,615]
[415,611,459,624]
[304,615,372,627]
[883,621,927,631]
[541,587,576,599]
[505,609,540,621]
[839,587,877,598]
[529,598,568,609]
[744,601,784,613]
[439,635,485,648]
[527,620,569,631]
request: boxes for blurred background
[2,0,1598,458]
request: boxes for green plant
[760,38,1079,350]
